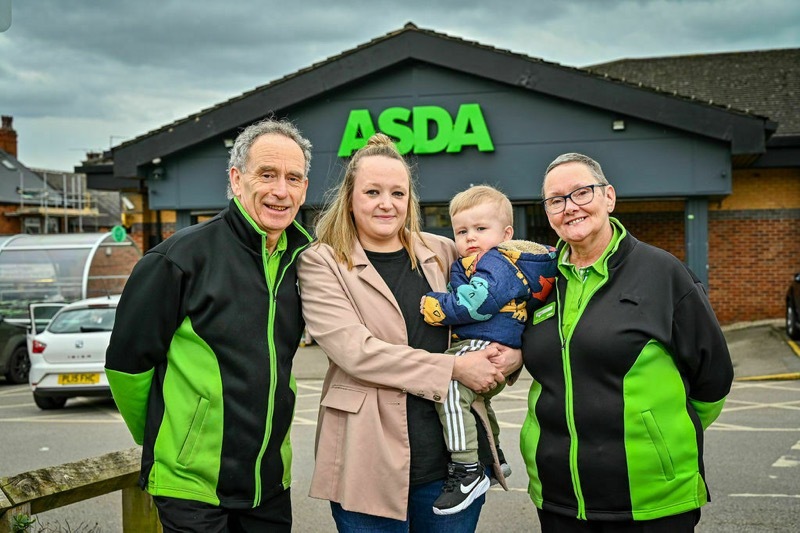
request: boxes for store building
[79,24,799,324]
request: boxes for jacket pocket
[321,385,367,414]
[177,396,210,467]
[641,410,676,480]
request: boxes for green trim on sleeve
[689,397,727,430]
[107,367,155,445]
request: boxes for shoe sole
[432,476,491,516]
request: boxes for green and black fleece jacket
[521,218,733,522]
[105,198,312,508]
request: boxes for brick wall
[708,211,800,323]
[86,244,144,297]
[614,202,686,261]
[707,167,800,323]
[0,206,21,234]
[608,168,800,324]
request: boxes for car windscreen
[47,307,116,333]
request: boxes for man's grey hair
[226,118,313,199]
[541,152,609,198]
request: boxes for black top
[366,248,491,484]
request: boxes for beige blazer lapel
[351,239,402,315]
[415,235,448,293]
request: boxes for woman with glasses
[518,152,734,532]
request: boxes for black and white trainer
[432,462,490,515]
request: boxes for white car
[27,295,120,410]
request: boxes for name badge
[532,302,556,325]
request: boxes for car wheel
[33,393,67,410]
[4,346,30,384]
[786,301,800,340]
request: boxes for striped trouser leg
[437,339,489,463]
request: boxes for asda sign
[337,103,494,157]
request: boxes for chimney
[0,116,17,158]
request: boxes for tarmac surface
[1,320,796,532]
[288,319,800,532]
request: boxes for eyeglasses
[541,184,608,214]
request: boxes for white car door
[27,303,66,355]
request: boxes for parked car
[786,272,800,340]
[27,295,120,410]
[0,317,30,383]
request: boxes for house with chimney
[0,115,120,234]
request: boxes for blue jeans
[330,468,489,532]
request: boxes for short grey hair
[226,118,313,199]
[542,152,609,198]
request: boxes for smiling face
[543,161,616,259]
[229,133,308,251]
[451,202,513,257]
[350,155,410,252]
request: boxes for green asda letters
[337,104,495,157]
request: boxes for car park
[786,272,800,340]
[27,295,119,410]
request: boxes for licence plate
[58,373,100,385]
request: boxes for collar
[557,217,627,278]
[225,198,312,254]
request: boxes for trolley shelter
[0,232,141,320]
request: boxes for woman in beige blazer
[298,134,514,532]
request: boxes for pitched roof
[112,24,774,177]
[587,48,800,136]
[0,150,63,205]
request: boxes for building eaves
[112,24,774,178]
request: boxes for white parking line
[720,398,800,413]
[709,423,800,432]
[0,403,36,409]
[0,388,29,397]
[296,381,324,391]
[292,416,319,426]
[730,493,800,498]
[0,417,124,424]
[491,407,528,415]
[772,456,800,467]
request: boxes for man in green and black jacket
[106,119,313,532]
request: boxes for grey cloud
[1,0,797,170]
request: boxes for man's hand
[452,346,504,393]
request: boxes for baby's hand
[420,295,446,324]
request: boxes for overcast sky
[1,0,798,171]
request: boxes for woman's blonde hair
[314,133,431,270]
